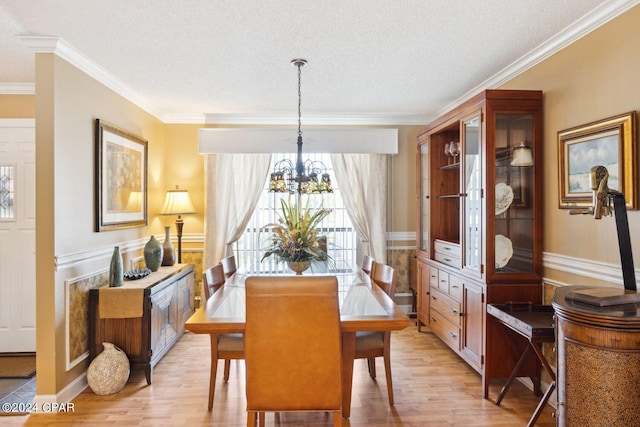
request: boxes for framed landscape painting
[95,119,148,231]
[557,112,637,210]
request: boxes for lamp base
[161,226,176,266]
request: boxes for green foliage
[260,197,331,263]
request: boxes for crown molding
[436,0,640,118]
[0,82,35,94]
[17,35,165,121]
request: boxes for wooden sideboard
[88,264,195,384]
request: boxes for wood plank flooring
[2,324,556,426]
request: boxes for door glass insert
[463,117,481,272]
[0,164,15,220]
[494,113,535,273]
[420,143,429,252]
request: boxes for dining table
[185,265,412,418]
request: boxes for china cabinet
[416,90,543,397]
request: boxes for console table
[88,264,194,384]
[487,303,556,427]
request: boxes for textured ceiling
[0,0,635,124]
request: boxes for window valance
[198,128,398,154]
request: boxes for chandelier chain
[297,62,302,139]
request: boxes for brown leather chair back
[371,262,397,298]
[244,276,342,415]
[202,264,225,300]
[220,255,237,279]
[361,254,374,276]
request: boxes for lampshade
[511,142,534,167]
[159,189,196,216]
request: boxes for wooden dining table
[185,266,411,418]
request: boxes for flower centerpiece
[260,197,331,274]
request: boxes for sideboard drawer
[430,287,462,327]
[429,309,461,350]
[434,239,461,258]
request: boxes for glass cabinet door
[492,113,535,275]
[419,142,429,253]
[462,114,482,275]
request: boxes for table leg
[495,345,531,405]
[527,343,557,427]
[341,331,356,419]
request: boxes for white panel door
[0,119,36,352]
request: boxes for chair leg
[367,357,376,379]
[333,410,342,427]
[209,336,219,410]
[223,359,231,381]
[247,411,256,427]
[259,412,265,426]
[384,351,394,406]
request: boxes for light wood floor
[3,323,556,426]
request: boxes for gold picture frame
[558,112,637,210]
[95,119,148,231]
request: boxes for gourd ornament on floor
[87,342,130,395]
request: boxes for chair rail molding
[543,251,639,288]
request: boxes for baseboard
[33,372,87,411]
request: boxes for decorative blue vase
[109,246,124,287]
[144,236,163,272]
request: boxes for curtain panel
[331,153,387,264]
[203,153,271,270]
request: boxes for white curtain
[203,153,272,270]
[330,153,387,264]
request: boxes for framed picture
[95,119,148,231]
[557,112,637,210]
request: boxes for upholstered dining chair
[361,254,375,276]
[354,262,398,406]
[202,263,225,300]
[202,263,243,410]
[220,255,237,279]
[244,276,343,427]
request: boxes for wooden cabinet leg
[145,366,152,385]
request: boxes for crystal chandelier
[269,59,332,194]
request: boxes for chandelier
[269,59,332,194]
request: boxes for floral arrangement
[260,197,331,263]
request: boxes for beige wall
[0,94,35,117]
[390,126,421,236]
[162,124,205,241]
[35,53,167,395]
[500,4,640,284]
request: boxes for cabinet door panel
[461,113,483,276]
[150,284,175,357]
[461,281,484,371]
[417,262,431,331]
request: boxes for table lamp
[159,186,196,263]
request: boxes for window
[235,153,357,273]
[0,164,15,221]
